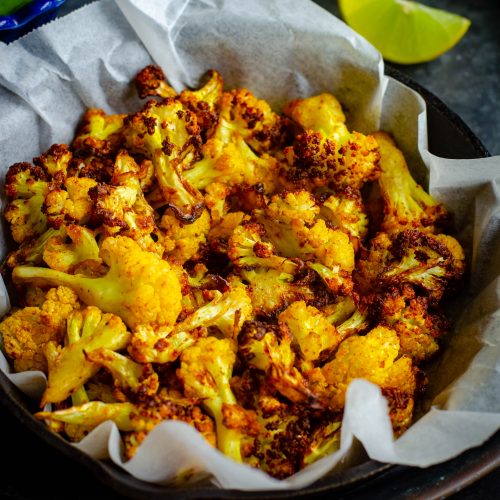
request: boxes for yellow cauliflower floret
[13,236,182,329]
[284,93,349,142]
[42,306,130,405]
[0,286,80,373]
[278,301,341,368]
[322,326,416,410]
[44,177,97,228]
[319,188,369,248]
[161,208,211,264]
[265,190,319,224]
[306,220,355,271]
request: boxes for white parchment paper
[0,0,499,491]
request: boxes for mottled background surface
[1,0,499,498]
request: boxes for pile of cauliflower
[0,66,465,479]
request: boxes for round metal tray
[0,67,497,499]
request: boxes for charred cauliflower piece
[373,285,448,363]
[219,88,289,153]
[73,108,126,156]
[357,229,465,302]
[135,65,177,100]
[227,222,317,316]
[42,224,100,273]
[281,129,380,191]
[124,98,204,222]
[36,388,215,459]
[238,320,318,405]
[278,301,342,370]
[319,187,369,249]
[5,227,63,268]
[183,114,279,194]
[90,151,163,255]
[160,208,211,264]
[128,286,252,364]
[85,348,159,401]
[379,230,465,302]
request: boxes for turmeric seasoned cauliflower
[322,326,417,431]
[1,67,464,478]
[0,286,80,373]
[13,236,182,328]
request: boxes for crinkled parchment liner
[0,0,498,491]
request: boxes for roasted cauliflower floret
[281,129,380,191]
[219,88,289,153]
[128,286,252,364]
[179,69,223,134]
[238,320,318,405]
[160,208,211,264]
[178,337,247,462]
[85,349,159,401]
[255,191,355,269]
[357,229,465,302]
[5,227,63,268]
[379,230,465,302]
[238,384,313,479]
[124,98,204,222]
[42,225,100,273]
[208,211,246,253]
[135,64,177,100]
[42,306,130,406]
[44,177,97,229]
[90,152,163,255]
[4,162,49,244]
[319,187,369,248]
[33,143,72,183]
[0,286,80,373]
[374,131,449,234]
[13,236,182,328]
[183,114,279,193]
[72,108,126,156]
[35,389,215,459]
[254,191,355,294]
[284,93,349,143]
[373,285,448,363]
[122,391,216,460]
[278,301,342,370]
[322,326,417,431]
[227,222,317,315]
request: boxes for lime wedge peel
[338,0,471,65]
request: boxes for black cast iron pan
[0,66,496,499]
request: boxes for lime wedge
[0,0,32,16]
[338,0,471,64]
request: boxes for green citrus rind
[339,0,471,65]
